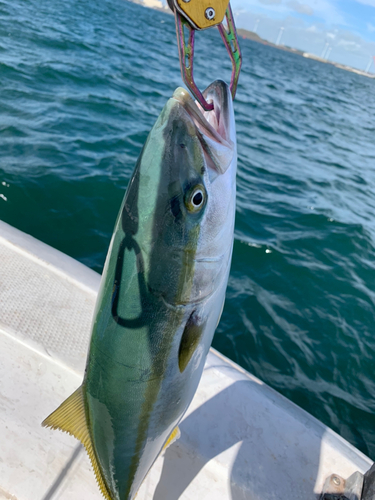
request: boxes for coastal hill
[238,28,304,57]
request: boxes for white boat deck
[0,220,372,500]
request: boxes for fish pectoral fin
[42,385,113,500]
[163,426,181,451]
[178,310,206,373]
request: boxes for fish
[42,79,237,500]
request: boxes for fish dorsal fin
[42,386,112,500]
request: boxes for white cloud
[336,39,361,51]
[233,0,346,25]
[354,0,375,6]
[259,0,282,4]
[306,0,346,25]
[287,0,314,15]
[283,14,305,26]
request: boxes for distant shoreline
[238,28,375,79]
[130,0,375,79]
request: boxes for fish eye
[192,190,203,206]
[185,184,206,213]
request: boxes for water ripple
[1,0,375,459]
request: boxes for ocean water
[1,0,375,460]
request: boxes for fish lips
[172,80,235,178]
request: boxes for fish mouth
[172,80,235,175]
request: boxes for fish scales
[43,80,237,500]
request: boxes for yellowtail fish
[42,79,237,500]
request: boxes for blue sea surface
[1,0,375,459]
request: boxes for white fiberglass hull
[0,220,372,500]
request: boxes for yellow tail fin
[42,386,112,500]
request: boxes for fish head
[125,80,237,307]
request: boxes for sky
[161,0,375,71]
[231,0,375,71]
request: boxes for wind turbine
[321,42,329,58]
[365,55,374,73]
[276,26,284,46]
